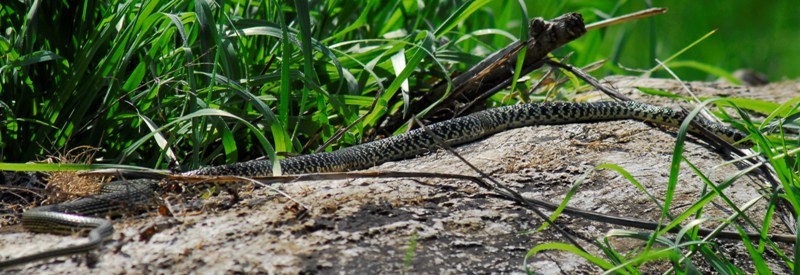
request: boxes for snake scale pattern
[0,101,750,268]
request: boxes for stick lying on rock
[380,13,587,134]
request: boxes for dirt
[0,76,797,274]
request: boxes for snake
[0,100,750,268]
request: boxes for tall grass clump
[3,1,796,167]
[1,0,568,167]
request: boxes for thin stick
[544,59,631,101]
[78,168,797,244]
[410,117,590,252]
[586,8,668,31]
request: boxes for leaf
[390,48,411,115]
[382,32,431,118]
[10,50,62,67]
[734,226,772,275]
[434,0,493,38]
[663,60,740,85]
[646,29,717,76]
[122,62,146,92]
[635,87,688,100]
[0,162,153,172]
[124,108,279,175]
[709,97,781,115]
[536,168,589,231]
[523,243,615,273]
[136,112,178,161]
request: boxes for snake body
[0,101,750,268]
[187,101,747,176]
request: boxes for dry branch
[379,13,587,135]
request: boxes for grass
[1,0,799,273]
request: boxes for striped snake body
[0,101,750,268]
[187,101,747,176]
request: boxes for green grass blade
[758,97,800,129]
[524,242,615,273]
[508,0,529,98]
[595,163,665,212]
[635,87,689,100]
[292,0,316,141]
[645,29,717,76]
[735,225,772,275]
[663,60,740,84]
[657,151,762,236]
[276,2,292,155]
[123,108,277,173]
[196,72,286,170]
[536,168,589,231]
[709,97,781,116]
[9,50,61,67]
[136,112,178,162]
[381,32,431,118]
[390,48,412,116]
[0,162,156,172]
[433,0,493,38]
[322,1,372,43]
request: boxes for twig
[585,8,668,31]
[380,13,587,134]
[454,59,545,117]
[544,59,631,101]
[84,167,797,245]
[381,8,669,134]
[207,167,800,244]
[525,63,556,101]
[406,117,797,246]
[546,58,607,90]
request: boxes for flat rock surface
[1,76,797,274]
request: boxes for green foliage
[527,98,800,273]
[0,0,541,166]
[403,229,419,272]
[2,0,796,165]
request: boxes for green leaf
[434,0,493,38]
[342,95,377,107]
[220,123,238,164]
[122,62,146,92]
[646,29,717,76]
[663,60,740,84]
[524,243,615,272]
[293,0,317,141]
[709,97,780,115]
[0,162,154,172]
[277,2,293,156]
[382,32,431,117]
[9,50,62,67]
[536,168,589,231]
[323,0,372,42]
[734,226,772,275]
[635,87,688,100]
[124,108,278,174]
[136,112,178,161]
[390,48,411,115]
